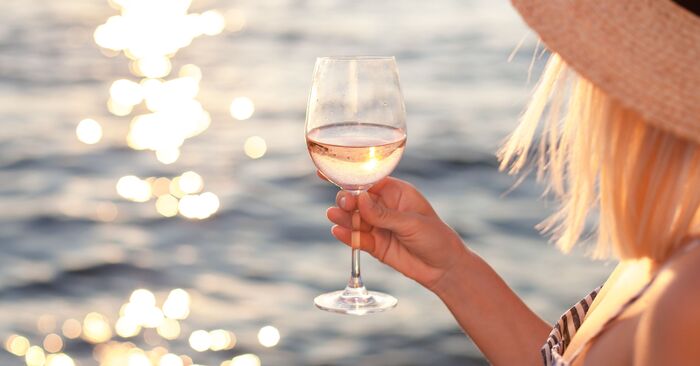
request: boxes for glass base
[314,285,398,315]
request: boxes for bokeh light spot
[5,334,30,356]
[108,98,134,116]
[156,195,179,218]
[229,97,255,120]
[198,10,226,36]
[130,289,156,307]
[188,330,211,352]
[135,57,172,78]
[25,346,46,366]
[178,171,203,194]
[61,319,82,340]
[178,195,199,219]
[209,329,235,351]
[178,193,219,219]
[244,136,267,159]
[46,353,75,366]
[162,289,191,319]
[159,353,183,366]
[126,350,151,366]
[156,148,180,165]
[169,177,186,198]
[180,355,193,365]
[43,333,63,353]
[151,177,172,197]
[115,316,141,338]
[110,79,144,106]
[199,192,220,216]
[76,119,103,145]
[141,306,165,328]
[117,176,152,202]
[230,353,261,366]
[156,318,180,340]
[257,325,280,348]
[82,312,112,344]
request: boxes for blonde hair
[499,53,700,261]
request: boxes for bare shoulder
[635,244,700,365]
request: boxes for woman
[324,0,700,365]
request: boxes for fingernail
[339,196,346,209]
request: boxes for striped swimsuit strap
[565,238,700,364]
[541,286,601,366]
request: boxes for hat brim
[511,0,700,144]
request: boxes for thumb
[357,191,416,233]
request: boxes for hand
[324,174,468,292]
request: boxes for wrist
[429,236,475,299]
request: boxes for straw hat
[511,0,700,144]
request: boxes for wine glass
[305,56,407,315]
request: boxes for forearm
[433,248,550,366]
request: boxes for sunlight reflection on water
[87,0,262,222]
[5,288,273,365]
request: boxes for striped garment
[541,286,602,366]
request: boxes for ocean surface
[0,0,614,365]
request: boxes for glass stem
[350,244,362,288]
[345,190,366,294]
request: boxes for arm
[434,249,551,366]
[326,176,550,366]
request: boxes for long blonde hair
[499,53,700,261]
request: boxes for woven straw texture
[511,0,700,144]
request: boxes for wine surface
[307,123,406,191]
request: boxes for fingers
[368,176,413,196]
[335,190,357,211]
[335,190,380,212]
[357,191,420,233]
[371,177,437,217]
[331,225,387,260]
[367,177,393,193]
[326,207,373,232]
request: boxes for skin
[323,174,700,365]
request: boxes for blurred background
[0,0,614,365]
